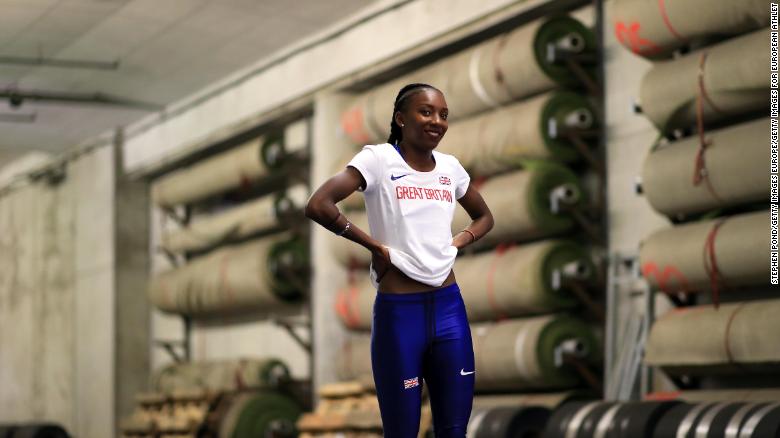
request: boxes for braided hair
[386,83,441,145]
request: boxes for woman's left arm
[452,184,494,250]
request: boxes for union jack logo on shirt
[403,377,419,389]
[439,176,451,185]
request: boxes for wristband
[336,221,352,236]
[461,229,477,243]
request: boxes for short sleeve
[454,158,471,199]
[346,145,380,192]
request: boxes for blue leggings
[371,282,475,437]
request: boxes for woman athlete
[305,83,494,437]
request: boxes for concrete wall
[0,147,116,437]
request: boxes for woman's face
[395,88,448,149]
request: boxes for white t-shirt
[346,143,471,288]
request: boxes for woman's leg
[371,294,428,437]
[424,286,475,438]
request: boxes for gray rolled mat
[542,401,619,438]
[217,390,301,438]
[161,184,309,254]
[453,162,584,246]
[610,0,769,59]
[335,273,373,331]
[639,28,768,133]
[438,91,596,177]
[472,315,600,391]
[543,401,681,438]
[340,16,594,145]
[641,118,769,218]
[151,135,282,208]
[336,335,374,388]
[645,299,780,376]
[638,210,768,293]
[331,211,371,268]
[151,358,290,393]
[455,240,594,322]
[148,234,307,317]
[467,405,550,438]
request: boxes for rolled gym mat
[217,390,301,438]
[151,358,290,393]
[736,402,780,438]
[472,315,600,391]
[455,240,594,322]
[639,210,768,294]
[639,28,768,133]
[598,401,681,438]
[645,299,780,376]
[152,135,281,208]
[691,402,753,438]
[453,162,585,246]
[341,16,595,145]
[648,389,780,403]
[542,401,618,438]
[651,402,714,438]
[160,184,308,254]
[610,0,769,59]
[0,424,69,438]
[148,234,308,316]
[336,335,374,387]
[438,91,596,177]
[334,273,374,331]
[641,118,769,218]
[331,211,371,268]
[467,405,551,438]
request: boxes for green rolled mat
[152,358,291,393]
[334,273,373,331]
[151,136,276,208]
[472,315,600,391]
[455,240,593,322]
[438,91,596,177]
[218,391,301,438]
[160,184,308,254]
[645,299,780,376]
[340,16,595,145]
[641,118,769,218]
[638,210,768,294]
[336,335,374,387]
[331,211,371,268]
[610,0,769,59]
[639,28,768,134]
[148,234,307,317]
[453,162,585,246]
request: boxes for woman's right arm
[304,167,389,262]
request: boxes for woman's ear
[394,110,404,128]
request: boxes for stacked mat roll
[610,0,769,58]
[161,184,309,254]
[438,91,596,177]
[639,210,768,293]
[217,390,302,438]
[545,400,780,438]
[151,358,290,393]
[639,28,768,133]
[148,234,308,316]
[645,299,780,376]
[452,163,584,245]
[641,118,769,218]
[331,211,371,267]
[467,405,550,438]
[454,240,593,322]
[0,424,70,438]
[340,16,594,145]
[334,274,373,331]
[151,135,282,208]
[472,315,599,391]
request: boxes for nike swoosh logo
[460,369,475,376]
[390,174,410,181]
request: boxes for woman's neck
[397,141,435,172]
